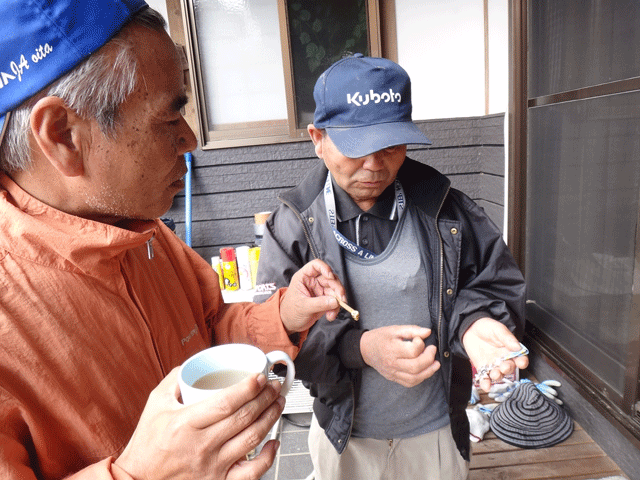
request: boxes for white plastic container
[236,245,252,291]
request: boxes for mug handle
[265,350,295,396]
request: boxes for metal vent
[269,374,314,414]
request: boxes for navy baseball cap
[0,0,149,144]
[312,54,431,158]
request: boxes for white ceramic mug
[178,343,295,405]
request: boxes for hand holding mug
[114,344,294,480]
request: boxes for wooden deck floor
[468,384,630,480]
[470,423,629,479]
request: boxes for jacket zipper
[146,236,154,260]
[280,196,357,451]
[434,186,451,359]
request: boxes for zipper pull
[146,237,155,259]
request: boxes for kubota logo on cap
[346,88,401,107]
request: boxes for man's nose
[178,118,198,154]
[361,152,385,170]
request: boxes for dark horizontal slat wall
[166,113,506,262]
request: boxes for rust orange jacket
[0,174,300,480]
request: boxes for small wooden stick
[334,296,359,321]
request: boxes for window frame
[178,0,387,150]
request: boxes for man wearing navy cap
[0,1,347,479]
[255,55,528,479]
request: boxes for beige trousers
[308,415,469,480]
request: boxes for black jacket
[254,158,526,460]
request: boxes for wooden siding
[166,113,506,261]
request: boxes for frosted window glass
[487,0,507,115]
[395,0,485,120]
[193,0,288,126]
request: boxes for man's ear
[307,124,324,159]
[29,96,86,177]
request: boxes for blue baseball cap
[0,0,149,144]
[312,54,431,158]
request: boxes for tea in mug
[191,369,252,390]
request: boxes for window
[181,0,383,149]
[526,94,640,401]
[510,0,640,437]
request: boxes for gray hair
[0,7,166,173]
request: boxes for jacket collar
[280,157,451,218]
[0,173,158,277]
[396,157,451,218]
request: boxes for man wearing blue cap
[255,54,528,479]
[0,1,347,479]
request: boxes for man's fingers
[393,359,441,387]
[478,377,492,393]
[304,259,336,279]
[300,295,340,319]
[515,355,529,370]
[497,356,528,374]
[182,377,284,477]
[487,356,528,385]
[227,440,280,480]
[393,325,432,342]
[404,343,436,366]
[503,335,524,353]
[392,345,441,387]
[392,330,433,359]
[296,259,345,298]
[184,374,272,430]
[209,380,283,442]
[152,367,183,403]
[218,397,285,471]
[306,277,344,300]
[297,259,336,286]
